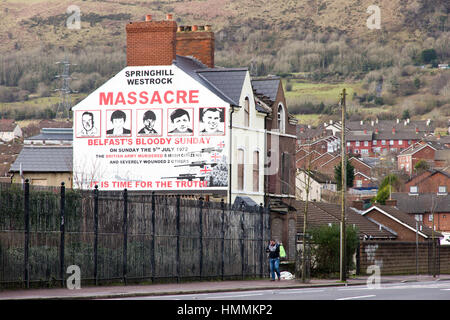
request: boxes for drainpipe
[229,105,236,206]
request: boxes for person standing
[266,239,281,281]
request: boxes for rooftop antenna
[55,52,77,119]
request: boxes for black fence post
[59,182,66,288]
[93,185,99,286]
[24,179,30,289]
[151,191,156,283]
[259,203,264,278]
[199,197,204,280]
[122,188,128,285]
[176,195,181,283]
[221,199,225,281]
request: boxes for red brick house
[295,150,322,170]
[252,76,298,260]
[390,193,450,234]
[397,142,437,175]
[344,120,428,157]
[404,169,450,194]
[349,157,372,177]
[310,152,335,171]
[362,205,441,242]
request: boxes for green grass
[283,79,366,105]
[293,114,322,126]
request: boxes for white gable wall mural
[72,65,229,191]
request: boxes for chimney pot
[205,25,212,31]
[166,13,173,20]
[198,25,205,31]
[145,14,152,21]
[185,26,192,32]
[192,25,198,31]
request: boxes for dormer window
[409,186,418,194]
[277,103,285,133]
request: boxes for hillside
[0,0,447,52]
[0,0,448,124]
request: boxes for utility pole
[340,88,347,282]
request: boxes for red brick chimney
[352,200,364,211]
[176,25,215,68]
[126,14,177,66]
[385,199,397,207]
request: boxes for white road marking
[278,289,325,295]
[337,295,376,300]
[206,293,264,299]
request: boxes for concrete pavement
[1,274,450,300]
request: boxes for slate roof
[27,128,73,142]
[174,55,238,106]
[300,170,336,184]
[295,201,396,240]
[9,146,73,172]
[435,149,450,161]
[391,192,450,214]
[196,68,248,107]
[364,205,442,239]
[374,130,425,141]
[251,78,280,102]
[347,120,435,133]
[347,131,373,141]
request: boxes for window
[238,149,244,190]
[355,141,360,147]
[253,151,259,192]
[244,97,249,127]
[364,141,369,147]
[347,142,350,147]
[415,214,423,222]
[409,186,418,194]
[373,140,377,145]
[356,180,362,188]
[390,140,394,145]
[277,104,285,133]
[399,140,403,145]
[382,140,386,145]
[438,186,447,194]
[281,153,291,194]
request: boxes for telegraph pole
[340,88,347,282]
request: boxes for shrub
[308,224,359,276]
